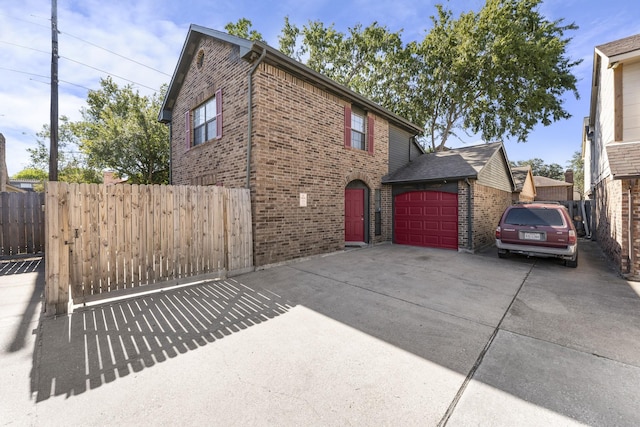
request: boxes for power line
[60,56,160,91]
[60,31,171,77]
[0,41,163,92]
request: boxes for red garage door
[394,191,458,249]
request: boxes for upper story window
[185,88,222,148]
[344,105,374,154]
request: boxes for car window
[504,208,565,227]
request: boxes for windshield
[504,207,565,227]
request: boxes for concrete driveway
[1,240,639,426]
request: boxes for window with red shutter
[344,105,352,148]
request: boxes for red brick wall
[251,64,391,265]
[171,37,251,188]
[171,37,394,266]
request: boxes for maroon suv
[495,202,578,267]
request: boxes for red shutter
[185,110,191,149]
[367,115,374,154]
[215,89,223,139]
[344,105,352,148]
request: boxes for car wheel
[498,249,508,259]
[565,252,578,268]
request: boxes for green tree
[512,158,564,180]
[73,77,170,184]
[225,18,264,41]
[237,0,579,152]
[22,116,102,187]
[567,150,584,196]
[415,0,580,151]
[276,19,417,121]
[11,168,48,181]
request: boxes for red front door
[345,189,365,242]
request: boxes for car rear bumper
[496,240,577,260]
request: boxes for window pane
[352,113,364,132]
[351,130,365,150]
[194,106,205,126]
[194,125,205,145]
[205,98,216,121]
[206,119,216,140]
[505,208,564,226]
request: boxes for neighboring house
[160,25,424,266]
[511,166,536,202]
[8,179,38,192]
[103,171,126,185]
[533,172,574,201]
[382,142,515,251]
[584,33,640,277]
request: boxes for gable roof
[606,142,640,179]
[533,175,572,188]
[382,141,512,185]
[511,166,533,192]
[590,33,640,125]
[159,24,423,135]
[596,33,640,60]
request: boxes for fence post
[44,182,70,315]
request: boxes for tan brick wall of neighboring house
[536,185,573,201]
[458,181,471,250]
[472,182,512,251]
[171,38,251,188]
[610,178,640,277]
[250,64,391,265]
[594,177,622,271]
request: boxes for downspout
[628,180,635,275]
[168,123,172,184]
[246,48,267,189]
[465,178,472,251]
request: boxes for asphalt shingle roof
[596,33,640,58]
[606,142,640,179]
[533,175,572,187]
[382,142,504,184]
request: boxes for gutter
[246,47,267,189]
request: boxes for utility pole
[49,0,59,181]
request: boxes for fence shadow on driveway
[32,278,292,402]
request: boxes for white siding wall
[593,55,614,185]
[623,59,640,141]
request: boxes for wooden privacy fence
[45,182,253,315]
[0,192,45,256]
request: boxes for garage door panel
[394,190,458,250]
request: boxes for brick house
[584,33,640,278]
[382,142,515,252]
[533,172,574,201]
[511,166,536,202]
[159,25,424,266]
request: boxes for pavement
[1,239,639,426]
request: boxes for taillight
[568,229,576,245]
[495,226,501,239]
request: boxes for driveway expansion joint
[438,260,537,426]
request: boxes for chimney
[565,169,574,184]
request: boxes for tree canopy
[16,116,103,188]
[229,0,580,152]
[72,77,170,184]
[511,158,565,180]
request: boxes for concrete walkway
[1,240,639,426]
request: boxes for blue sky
[1,0,639,177]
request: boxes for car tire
[565,252,578,268]
[498,250,508,259]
